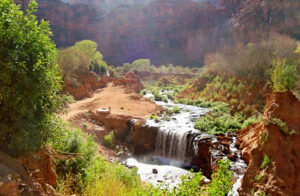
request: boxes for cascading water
[125,90,247,193]
[145,91,209,166]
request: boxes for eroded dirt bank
[238,91,300,196]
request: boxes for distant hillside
[15,0,300,66]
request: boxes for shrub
[271,59,298,92]
[103,131,115,148]
[0,0,62,156]
[207,159,233,196]
[153,92,163,101]
[140,90,147,96]
[49,122,149,195]
[172,106,180,114]
[162,97,168,103]
[195,111,242,135]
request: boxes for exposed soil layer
[62,84,161,121]
[238,92,300,196]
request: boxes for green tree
[58,40,107,81]
[0,0,62,156]
[271,59,298,92]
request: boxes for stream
[124,91,247,194]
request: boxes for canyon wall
[16,0,300,66]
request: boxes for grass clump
[153,92,163,101]
[150,114,159,122]
[261,154,271,169]
[172,106,180,114]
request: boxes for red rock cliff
[238,92,300,196]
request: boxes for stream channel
[124,90,247,194]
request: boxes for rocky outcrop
[130,119,158,154]
[0,151,57,196]
[238,92,300,196]
[113,72,144,93]
[191,137,212,177]
[64,72,108,100]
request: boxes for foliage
[207,159,233,196]
[172,106,180,114]
[269,118,293,135]
[195,111,243,134]
[58,40,107,83]
[153,92,164,101]
[261,154,271,169]
[195,100,262,135]
[49,122,150,195]
[0,0,62,156]
[205,34,299,80]
[255,172,264,181]
[271,59,298,92]
[103,131,115,148]
[150,114,159,122]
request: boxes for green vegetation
[205,34,300,81]
[255,172,264,181]
[271,59,298,92]
[172,106,180,114]
[194,101,262,135]
[113,58,199,75]
[151,159,233,196]
[260,132,269,146]
[150,114,159,122]
[269,118,295,135]
[0,0,62,156]
[58,40,107,85]
[48,122,149,195]
[207,159,233,196]
[261,154,271,169]
[103,131,115,148]
[153,92,164,101]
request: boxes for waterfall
[106,68,110,77]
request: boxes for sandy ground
[61,84,160,120]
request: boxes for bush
[207,159,233,196]
[103,131,115,148]
[0,0,62,156]
[49,122,150,195]
[271,59,298,92]
[172,106,180,114]
[153,92,163,101]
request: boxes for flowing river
[124,91,247,194]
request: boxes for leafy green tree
[58,40,107,81]
[0,0,62,156]
[271,59,298,92]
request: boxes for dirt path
[61,84,160,120]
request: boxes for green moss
[261,154,271,169]
[255,172,264,181]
